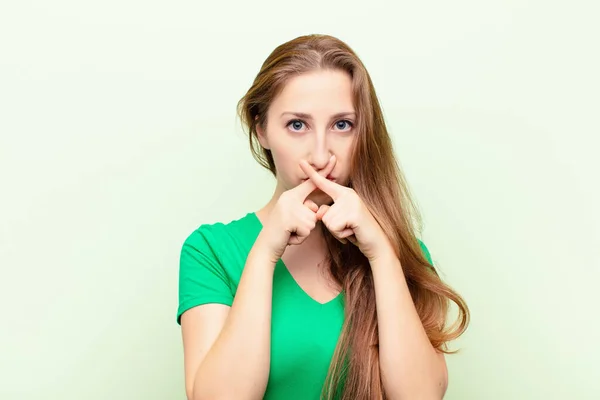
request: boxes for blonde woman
[178,34,469,400]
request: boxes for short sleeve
[176,227,234,325]
[417,239,434,266]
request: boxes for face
[257,69,356,205]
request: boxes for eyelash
[286,119,354,132]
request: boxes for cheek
[271,146,300,181]
[336,156,354,187]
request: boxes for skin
[299,161,449,399]
[181,69,448,400]
[255,69,358,301]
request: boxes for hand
[258,155,337,263]
[299,159,393,261]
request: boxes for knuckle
[279,191,291,201]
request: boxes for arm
[296,160,447,398]
[181,234,276,400]
[371,249,448,400]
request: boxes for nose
[307,132,332,171]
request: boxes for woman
[177,34,469,400]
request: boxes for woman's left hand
[299,160,394,262]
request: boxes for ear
[255,115,270,150]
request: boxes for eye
[287,119,306,132]
[334,120,353,131]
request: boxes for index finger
[292,178,318,200]
[299,159,344,200]
[292,155,337,200]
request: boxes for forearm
[370,251,447,399]
[193,235,275,400]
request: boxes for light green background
[1,1,598,399]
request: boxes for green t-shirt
[177,212,433,399]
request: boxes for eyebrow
[280,111,356,120]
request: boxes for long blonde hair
[238,34,469,399]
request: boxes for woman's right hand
[257,155,337,263]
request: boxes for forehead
[270,69,355,114]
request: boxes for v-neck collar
[247,211,344,307]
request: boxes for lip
[302,176,336,182]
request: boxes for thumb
[316,204,330,220]
[303,199,319,213]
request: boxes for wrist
[252,231,281,268]
[368,246,398,269]
[368,235,397,264]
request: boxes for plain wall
[1,1,598,399]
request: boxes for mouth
[302,176,336,182]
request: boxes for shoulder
[179,212,260,274]
[182,220,227,251]
[177,213,258,324]
[182,212,256,251]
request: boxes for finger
[288,235,305,245]
[291,178,318,201]
[337,228,355,239]
[289,225,311,245]
[293,155,336,200]
[304,199,319,213]
[299,159,344,201]
[330,227,353,245]
[316,204,330,220]
[318,207,351,244]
